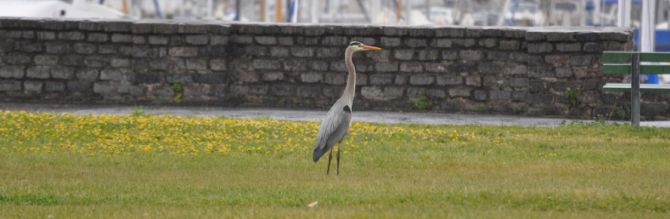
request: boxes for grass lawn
[0,111,669,218]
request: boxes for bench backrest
[602,51,670,74]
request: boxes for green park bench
[602,51,670,126]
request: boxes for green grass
[0,112,669,218]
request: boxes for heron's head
[348,41,383,52]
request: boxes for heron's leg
[336,143,341,176]
[326,149,333,175]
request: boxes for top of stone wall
[0,17,631,42]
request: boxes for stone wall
[0,18,668,119]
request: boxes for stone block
[14,41,42,53]
[583,42,602,52]
[441,50,458,60]
[73,43,96,54]
[322,36,348,46]
[237,71,259,83]
[169,47,199,57]
[465,75,482,86]
[369,73,394,85]
[67,81,92,92]
[509,78,528,88]
[477,62,502,74]
[58,31,85,40]
[297,86,320,98]
[380,37,401,47]
[110,58,130,67]
[210,59,227,71]
[422,63,445,73]
[291,47,314,57]
[416,50,439,60]
[267,84,291,97]
[254,36,276,45]
[569,55,594,66]
[599,32,629,42]
[278,37,293,45]
[263,72,285,81]
[132,35,145,44]
[76,69,99,80]
[148,59,168,70]
[473,89,487,101]
[404,38,428,47]
[323,73,344,85]
[166,75,193,83]
[148,35,169,45]
[190,73,223,84]
[309,60,329,71]
[252,59,281,70]
[489,90,511,100]
[460,50,483,61]
[394,49,414,60]
[300,72,323,83]
[270,47,290,57]
[361,86,403,101]
[435,28,465,37]
[87,33,108,42]
[448,87,472,97]
[479,38,497,48]
[45,42,70,54]
[45,81,65,92]
[503,64,527,75]
[4,53,32,64]
[97,45,117,54]
[285,59,309,71]
[356,73,368,85]
[26,66,50,79]
[555,67,572,78]
[426,88,446,98]
[0,66,25,79]
[316,48,340,58]
[431,39,452,48]
[36,31,56,40]
[210,35,229,45]
[409,74,435,85]
[499,40,520,50]
[375,62,399,72]
[186,58,208,70]
[84,56,109,68]
[111,34,132,43]
[51,66,74,79]
[527,42,553,53]
[184,35,210,45]
[546,32,576,42]
[555,43,581,52]
[231,35,253,44]
[100,68,130,81]
[452,39,475,47]
[24,81,43,93]
[93,82,116,94]
[399,62,423,72]
[0,80,21,91]
[436,75,462,85]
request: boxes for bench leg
[631,53,640,127]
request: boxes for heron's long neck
[342,48,356,105]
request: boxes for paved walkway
[1,103,668,127]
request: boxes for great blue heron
[312,41,382,175]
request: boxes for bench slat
[603,51,670,62]
[602,83,670,92]
[602,63,670,74]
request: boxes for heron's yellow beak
[362,45,383,51]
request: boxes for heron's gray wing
[313,102,352,162]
